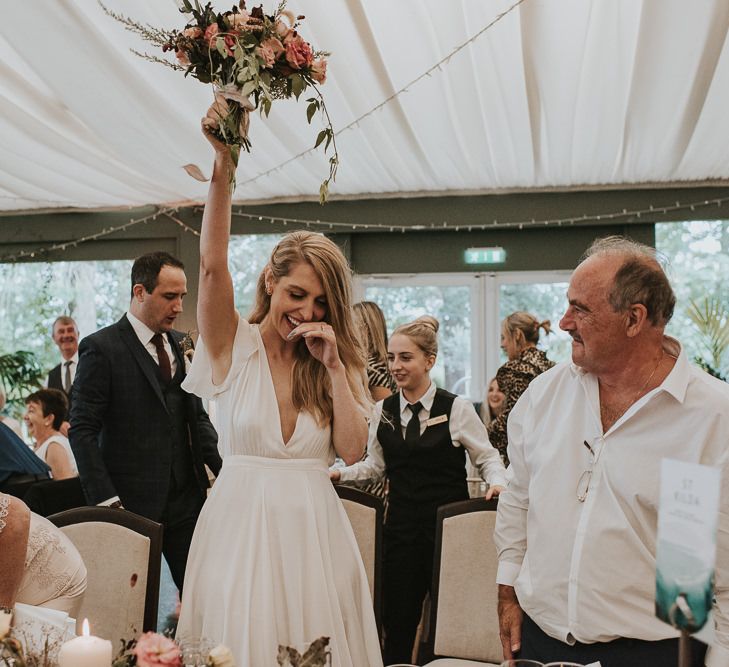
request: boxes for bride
[176,103,383,667]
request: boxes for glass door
[355,274,481,398]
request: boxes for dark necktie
[63,360,72,393]
[151,333,172,384]
[405,401,423,447]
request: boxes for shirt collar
[399,381,437,417]
[63,352,79,365]
[126,311,158,347]
[569,335,689,403]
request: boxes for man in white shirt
[495,236,729,667]
[46,316,79,436]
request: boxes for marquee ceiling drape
[2,0,729,213]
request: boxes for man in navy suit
[69,251,221,591]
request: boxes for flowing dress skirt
[178,455,383,667]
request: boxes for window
[355,271,571,400]
[656,220,729,376]
[360,277,475,395]
[229,234,285,316]
[0,260,132,370]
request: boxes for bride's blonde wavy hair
[248,231,370,426]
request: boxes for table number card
[655,458,721,631]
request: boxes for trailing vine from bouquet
[236,0,528,190]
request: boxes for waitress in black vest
[332,315,507,664]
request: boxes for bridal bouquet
[102,1,338,201]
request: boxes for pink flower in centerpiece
[132,632,182,667]
[204,22,219,44]
[285,34,313,69]
[310,58,327,84]
[256,36,284,68]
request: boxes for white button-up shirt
[494,337,729,666]
[126,311,178,376]
[339,382,507,488]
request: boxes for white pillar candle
[58,619,112,667]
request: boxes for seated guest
[0,423,50,495]
[0,492,87,617]
[488,311,554,465]
[0,385,23,439]
[24,390,77,480]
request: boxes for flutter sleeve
[182,313,258,400]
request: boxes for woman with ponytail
[488,311,555,465]
[332,315,507,665]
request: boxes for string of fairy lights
[3,195,727,264]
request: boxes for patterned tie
[151,333,172,384]
[63,360,72,393]
[405,401,423,447]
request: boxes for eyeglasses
[576,440,595,502]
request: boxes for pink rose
[183,27,203,39]
[132,632,181,667]
[204,22,219,44]
[284,34,313,70]
[223,34,237,56]
[256,36,284,68]
[310,58,327,84]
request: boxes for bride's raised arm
[198,101,239,384]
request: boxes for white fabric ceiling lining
[3,0,729,213]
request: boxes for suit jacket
[48,362,73,413]
[69,315,221,520]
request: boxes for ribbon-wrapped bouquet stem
[102,0,337,202]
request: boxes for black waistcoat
[159,356,194,489]
[377,388,469,524]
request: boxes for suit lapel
[117,315,168,410]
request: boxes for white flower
[0,609,12,639]
[208,644,235,667]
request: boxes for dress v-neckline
[259,329,300,448]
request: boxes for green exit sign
[464,247,506,264]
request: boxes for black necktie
[151,333,172,384]
[405,401,423,447]
[63,360,72,393]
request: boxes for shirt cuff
[97,496,121,507]
[337,467,356,483]
[496,560,522,586]
[489,473,509,488]
[706,642,729,667]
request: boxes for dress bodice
[182,316,334,464]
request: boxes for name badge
[425,414,448,427]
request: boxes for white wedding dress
[177,317,383,667]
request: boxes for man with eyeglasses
[494,236,729,667]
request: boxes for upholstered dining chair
[335,485,384,638]
[48,506,163,645]
[420,497,502,667]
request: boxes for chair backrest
[48,506,163,644]
[23,477,87,517]
[426,497,501,663]
[335,485,384,636]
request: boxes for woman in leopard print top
[487,311,555,465]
